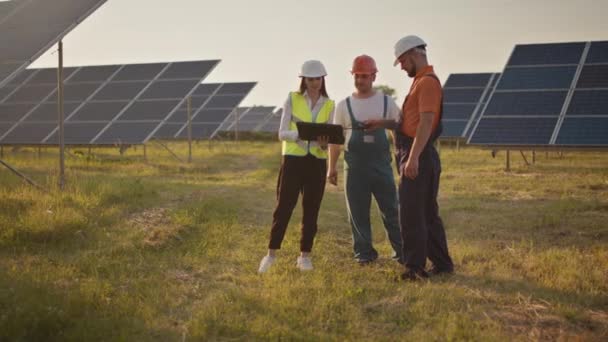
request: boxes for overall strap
[382,94,388,119]
[345,97,360,126]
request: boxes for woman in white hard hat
[258,60,335,273]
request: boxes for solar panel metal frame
[441,73,499,139]
[0,0,108,88]
[0,60,219,145]
[468,40,608,148]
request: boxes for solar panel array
[0,60,219,145]
[441,73,499,139]
[154,82,256,140]
[0,0,108,88]
[469,41,608,147]
[222,106,276,132]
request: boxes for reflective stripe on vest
[282,92,335,158]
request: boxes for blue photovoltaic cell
[177,123,219,139]
[6,84,55,102]
[585,41,608,64]
[0,123,57,144]
[575,65,608,88]
[205,95,243,108]
[112,63,166,81]
[157,60,218,80]
[217,82,256,95]
[26,103,79,122]
[68,101,129,122]
[0,103,37,122]
[443,89,484,103]
[27,68,78,84]
[555,117,608,145]
[567,90,608,115]
[58,83,100,101]
[441,121,468,137]
[497,66,576,90]
[0,123,14,136]
[7,69,35,86]
[0,85,17,102]
[46,122,109,144]
[153,123,183,139]
[484,91,567,116]
[193,108,233,123]
[94,122,160,144]
[139,80,198,99]
[68,65,119,83]
[93,81,148,101]
[118,100,181,121]
[443,73,492,88]
[192,83,221,96]
[443,104,476,120]
[469,117,557,145]
[507,42,585,66]
[166,110,187,122]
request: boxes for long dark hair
[299,77,329,98]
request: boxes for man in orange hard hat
[328,55,403,264]
[365,36,454,281]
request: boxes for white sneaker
[296,256,313,271]
[258,255,276,274]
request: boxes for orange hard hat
[351,55,378,75]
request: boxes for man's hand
[327,168,338,185]
[363,119,385,131]
[317,135,329,149]
[404,157,419,179]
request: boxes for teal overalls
[343,95,403,263]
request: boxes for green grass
[0,142,606,341]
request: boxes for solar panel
[223,106,276,132]
[177,123,222,139]
[441,73,499,139]
[155,82,256,140]
[0,60,219,145]
[470,40,608,147]
[0,0,108,88]
[257,108,282,133]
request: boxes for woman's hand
[317,135,329,149]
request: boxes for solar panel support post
[456,140,460,152]
[532,151,536,164]
[143,144,147,161]
[234,108,239,144]
[0,146,3,159]
[506,150,511,171]
[519,151,530,166]
[187,96,192,163]
[57,40,66,191]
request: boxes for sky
[31,0,608,107]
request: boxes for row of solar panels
[0,60,273,144]
[442,40,608,147]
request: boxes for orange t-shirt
[400,65,442,138]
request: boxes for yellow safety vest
[282,92,334,159]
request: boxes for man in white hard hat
[365,35,454,281]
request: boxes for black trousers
[397,145,453,272]
[269,154,327,252]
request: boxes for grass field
[0,141,606,341]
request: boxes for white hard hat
[299,60,328,78]
[393,35,427,66]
